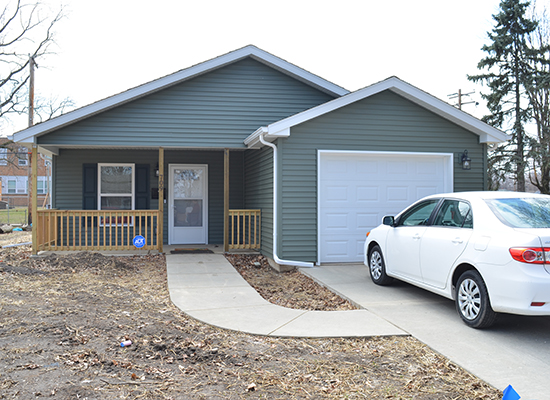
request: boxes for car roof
[422,191,548,201]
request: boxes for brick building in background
[0,138,50,208]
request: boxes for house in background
[0,138,50,209]
[11,45,507,267]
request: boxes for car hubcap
[370,252,382,280]
[458,278,481,320]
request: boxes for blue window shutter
[135,164,150,210]
[82,164,97,210]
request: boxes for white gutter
[259,132,314,268]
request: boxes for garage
[318,151,453,263]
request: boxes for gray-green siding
[244,147,274,258]
[278,91,487,262]
[53,149,245,244]
[39,58,335,148]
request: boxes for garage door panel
[323,212,349,230]
[416,186,442,199]
[356,186,379,202]
[416,160,441,175]
[320,152,451,263]
[387,160,408,175]
[356,212,380,229]
[323,239,350,259]
[386,186,410,202]
[323,185,349,203]
[356,160,379,175]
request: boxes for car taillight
[509,247,550,264]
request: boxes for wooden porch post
[158,147,164,253]
[224,149,229,252]
[31,145,38,255]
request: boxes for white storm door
[169,164,208,245]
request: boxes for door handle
[452,238,464,244]
[412,234,422,240]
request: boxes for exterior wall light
[461,150,471,170]
[155,163,160,177]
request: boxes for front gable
[37,58,337,149]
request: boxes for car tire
[369,245,393,286]
[455,270,497,329]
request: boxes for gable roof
[245,76,509,148]
[12,45,349,144]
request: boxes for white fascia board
[388,81,509,143]
[13,45,348,144]
[38,146,59,156]
[248,49,349,97]
[257,77,509,145]
[244,126,290,149]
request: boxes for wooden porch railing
[228,209,261,250]
[36,210,161,252]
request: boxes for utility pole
[448,89,478,110]
[28,57,35,126]
[27,56,35,226]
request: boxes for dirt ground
[0,233,501,399]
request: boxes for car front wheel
[455,270,497,329]
[369,245,393,286]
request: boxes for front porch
[30,147,264,255]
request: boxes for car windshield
[485,197,550,228]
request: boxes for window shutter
[135,164,150,210]
[82,164,97,210]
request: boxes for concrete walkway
[166,252,406,338]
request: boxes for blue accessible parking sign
[133,235,146,249]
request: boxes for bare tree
[524,5,550,193]
[0,0,70,130]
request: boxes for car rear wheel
[369,245,393,286]
[456,270,497,329]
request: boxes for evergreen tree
[469,0,538,192]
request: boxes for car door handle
[452,238,464,244]
[412,234,422,240]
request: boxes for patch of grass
[0,207,28,225]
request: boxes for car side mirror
[382,216,395,226]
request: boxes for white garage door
[319,151,452,263]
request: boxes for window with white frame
[98,164,135,210]
[0,148,7,166]
[6,177,27,194]
[18,149,28,166]
[37,178,49,195]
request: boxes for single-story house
[12,45,507,267]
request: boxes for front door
[168,164,208,244]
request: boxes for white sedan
[364,191,550,328]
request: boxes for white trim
[13,45,348,144]
[316,150,453,265]
[245,77,509,148]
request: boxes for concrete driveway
[301,263,550,400]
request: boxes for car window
[433,200,472,228]
[485,197,550,228]
[398,200,439,227]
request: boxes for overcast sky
[5,0,550,135]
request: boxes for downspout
[259,132,314,268]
